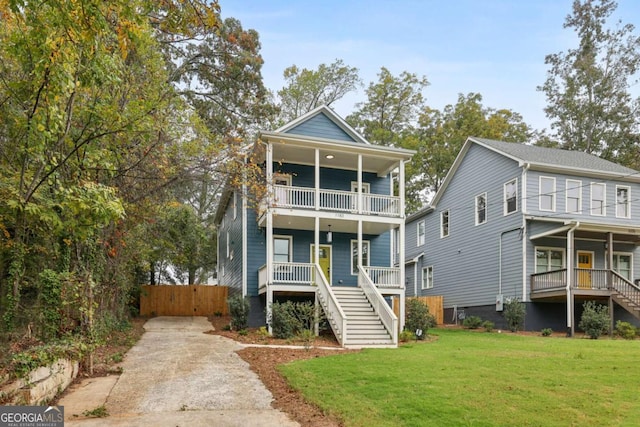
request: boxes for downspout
[566,221,580,337]
[521,162,530,302]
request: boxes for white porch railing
[358,267,398,345]
[314,264,347,346]
[271,184,401,217]
[258,263,314,288]
[363,266,402,289]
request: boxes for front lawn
[279,328,640,426]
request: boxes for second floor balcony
[269,184,401,217]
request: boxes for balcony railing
[259,263,402,290]
[531,268,623,293]
[363,266,402,289]
[270,184,401,217]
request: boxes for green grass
[279,329,640,426]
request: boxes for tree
[277,59,361,123]
[410,93,532,210]
[347,67,429,146]
[538,0,640,163]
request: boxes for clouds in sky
[222,0,640,133]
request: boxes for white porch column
[315,148,320,211]
[399,161,406,292]
[314,217,320,268]
[399,293,406,332]
[265,142,274,331]
[357,220,363,275]
[566,226,575,336]
[357,154,363,213]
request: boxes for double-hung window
[440,210,450,238]
[273,236,292,263]
[351,240,370,275]
[613,253,632,281]
[616,186,630,218]
[535,247,564,273]
[539,176,556,211]
[417,220,425,246]
[590,183,606,216]
[504,179,517,215]
[475,193,487,225]
[566,179,582,214]
[422,266,433,289]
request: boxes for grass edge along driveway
[279,328,640,427]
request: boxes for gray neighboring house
[405,136,640,334]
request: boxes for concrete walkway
[59,316,299,427]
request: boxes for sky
[221,0,640,133]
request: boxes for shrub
[227,294,249,331]
[504,298,526,332]
[615,321,636,340]
[399,330,416,342]
[463,315,483,329]
[541,328,553,337]
[579,301,610,339]
[297,329,315,350]
[269,301,323,339]
[482,320,495,332]
[405,298,436,339]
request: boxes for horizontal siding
[218,192,244,295]
[285,112,356,142]
[245,207,266,296]
[409,143,524,308]
[273,163,390,194]
[526,170,640,226]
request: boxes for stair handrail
[611,271,640,307]
[358,266,398,345]
[314,264,347,346]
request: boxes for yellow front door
[311,245,331,284]
[577,252,593,289]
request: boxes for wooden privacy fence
[140,285,229,317]
[394,296,444,325]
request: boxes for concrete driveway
[60,316,299,427]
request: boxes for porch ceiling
[269,214,396,235]
[529,221,640,245]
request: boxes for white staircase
[331,287,395,348]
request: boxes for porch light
[325,154,334,159]
[327,225,332,243]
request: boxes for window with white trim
[422,266,433,289]
[273,235,292,263]
[440,210,449,238]
[539,176,556,211]
[566,179,582,214]
[535,247,565,273]
[475,193,487,225]
[226,231,230,259]
[616,185,630,218]
[351,240,370,275]
[417,220,425,246]
[232,192,237,219]
[613,253,632,281]
[590,183,606,216]
[504,179,517,215]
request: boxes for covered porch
[529,220,640,335]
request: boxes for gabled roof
[411,136,640,219]
[275,105,369,144]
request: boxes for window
[613,253,632,281]
[232,192,237,219]
[590,183,606,216]
[226,231,230,259]
[422,266,433,289]
[475,193,487,225]
[504,179,518,215]
[440,210,450,238]
[616,186,630,218]
[566,179,582,214]
[351,240,370,275]
[274,174,291,205]
[535,247,565,273]
[273,236,292,263]
[539,176,556,211]
[351,181,371,211]
[417,220,425,246]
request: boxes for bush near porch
[280,328,640,426]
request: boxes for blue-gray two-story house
[406,137,640,335]
[215,106,415,347]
